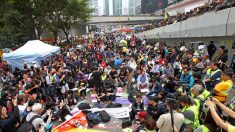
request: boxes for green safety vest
[194,94,205,111]
[194,125,210,132]
[182,105,200,129]
[206,68,221,81]
[201,90,210,98]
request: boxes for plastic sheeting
[3,40,60,69]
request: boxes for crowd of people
[140,0,235,32]
[0,32,235,132]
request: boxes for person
[137,70,149,90]
[130,95,144,120]
[0,97,19,132]
[161,62,174,78]
[140,116,157,132]
[204,62,222,92]
[17,95,27,122]
[179,68,194,92]
[128,57,137,70]
[219,48,228,63]
[135,111,148,132]
[46,68,56,101]
[119,63,134,85]
[202,55,211,67]
[213,68,233,103]
[206,98,235,132]
[26,103,52,131]
[207,41,216,60]
[90,67,102,94]
[168,48,178,65]
[179,95,199,131]
[54,66,66,100]
[215,46,225,61]
[147,97,166,121]
[156,99,184,132]
[191,84,209,111]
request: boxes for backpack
[99,110,110,123]
[18,115,41,132]
[106,103,122,108]
[78,103,91,110]
[87,112,102,124]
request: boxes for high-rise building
[89,0,136,16]
[135,0,141,15]
[141,0,168,14]
[129,0,136,15]
[103,0,110,16]
[89,0,99,16]
[113,0,122,16]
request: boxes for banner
[52,111,87,132]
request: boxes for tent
[3,40,60,69]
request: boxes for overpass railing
[137,7,235,39]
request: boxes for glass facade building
[113,0,122,16]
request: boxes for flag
[52,111,87,132]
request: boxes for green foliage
[0,0,92,47]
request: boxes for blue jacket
[180,73,194,88]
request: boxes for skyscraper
[103,0,110,16]
[129,0,136,15]
[135,0,141,15]
[141,0,168,14]
[113,0,122,16]
[89,0,99,16]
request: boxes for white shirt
[157,112,184,132]
[127,60,137,69]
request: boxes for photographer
[206,97,235,131]
[156,99,184,132]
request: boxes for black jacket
[147,102,166,121]
[132,101,144,112]
[0,106,19,132]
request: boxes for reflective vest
[214,80,233,102]
[194,125,210,132]
[205,69,211,79]
[194,94,205,111]
[182,105,200,129]
[201,89,210,98]
[206,68,221,81]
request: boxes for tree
[57,0,92,42]
[0,0,92,47]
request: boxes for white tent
[3,40,60,69]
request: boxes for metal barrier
[137,7,235,39]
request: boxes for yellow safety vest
[194,94,205,111]
[201,89,210,98]
[207,68,221,81]
[195,125,210,132]
[182,105,200,129]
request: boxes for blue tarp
[3,40,60,69]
